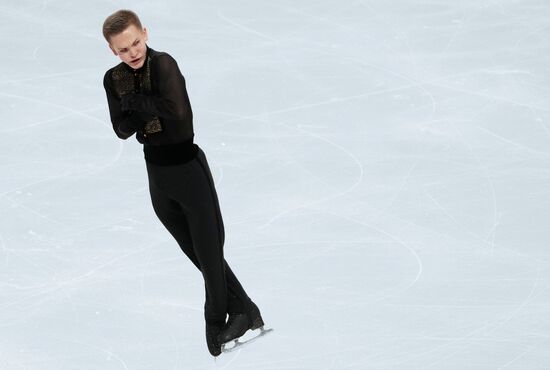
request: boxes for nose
[130,47,139,59]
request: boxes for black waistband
[143,139,199,166]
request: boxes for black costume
[103,44,254,327]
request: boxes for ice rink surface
[2,0,550,369]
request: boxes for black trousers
[145,146,252,323]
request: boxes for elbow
[117,131,132,140]
[112,119,136,140]
[114,127,133,140]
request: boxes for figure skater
[101,9,264,356]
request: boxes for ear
[143,27,149,42]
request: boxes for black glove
[120,93,136,112]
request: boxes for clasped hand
[120,93,137,112]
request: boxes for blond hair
[102,9,143,43]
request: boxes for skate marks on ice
[221,327,274,353]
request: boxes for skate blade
[221,326,274,353]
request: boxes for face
[108,24,149,69]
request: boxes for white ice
[1,0,550,369]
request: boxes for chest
[111,57,155,97]
[110,57,163,136]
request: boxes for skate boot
[205,319,225,357]
[218,301,264,345]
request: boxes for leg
[148,180,201,270]
[191,150,265,345]
[152,150,228,323]
[148,170,225,356]
[148,169,250,314]
[193,149,254,314]
[224,262,252,313]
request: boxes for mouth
[131,57,141,64]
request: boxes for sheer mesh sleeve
[103,71,155,139]
[122,54,190,120]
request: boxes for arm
[120,54,190,120]
[103,71,155,139]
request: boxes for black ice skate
[218,301,273,352]
[205,320,225,357]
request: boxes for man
[101,9,264,357]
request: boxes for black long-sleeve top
[103,44,198,165]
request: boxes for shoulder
[150,49,180,70]
[103,62,126,86]
[149,47,174,61]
